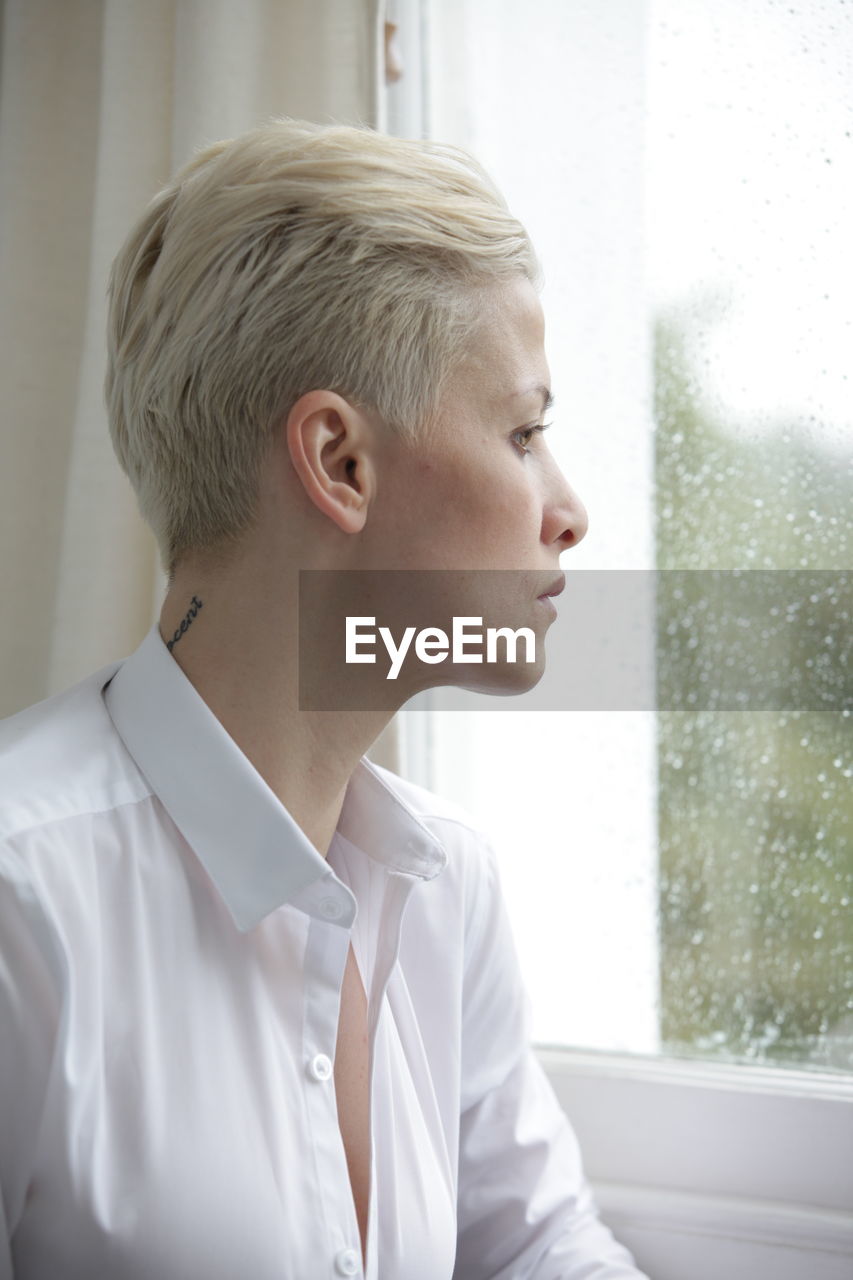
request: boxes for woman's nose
[544,468,588,551]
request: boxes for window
[390,1,853,1274]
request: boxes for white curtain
[0,0,387,722]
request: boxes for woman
[0,118,648,1278]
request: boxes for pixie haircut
[105,118,539,576]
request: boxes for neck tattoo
[166,595,203,652]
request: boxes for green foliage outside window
[655,304,853,1072]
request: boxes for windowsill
[535,1044,853,1100]
[537,1044,853,1216]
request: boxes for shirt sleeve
[0,843,63,1278]
[453,838,650,1280]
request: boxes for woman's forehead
[447,280,550,409]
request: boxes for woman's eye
[511,422,551,454]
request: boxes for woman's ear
[284,390,376,534]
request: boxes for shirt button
[334,1248,361,1276]
[307,1053,333,1083]
[319,895,344,921]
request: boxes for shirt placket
[294,861,427,1280]
[358,869,422,1280]
[298,877,363,1278]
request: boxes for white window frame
[384,2,853,1274]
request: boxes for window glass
[415,0,852,1072]
[651,0,852,1071]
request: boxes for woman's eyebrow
[508,384,554,413]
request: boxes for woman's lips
[537,572,566,601]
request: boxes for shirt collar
[103,623,446,932]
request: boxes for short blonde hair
[105,118,539,575]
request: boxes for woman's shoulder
[0,660,138,847]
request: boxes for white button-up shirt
[0,624,647,1279]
